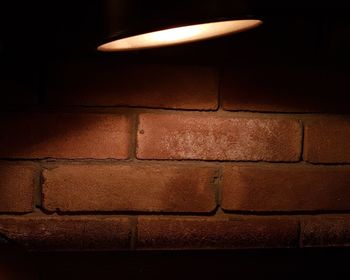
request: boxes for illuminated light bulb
[98,19,262,51]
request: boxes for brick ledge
[0,215,349,251]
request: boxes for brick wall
[0,60,350,251]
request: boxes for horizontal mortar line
[1,211,350,219]
[0,105,219,114]
[302,161,350,166]
[1,158,350,167]
[39,104,221,112]
[1,208,135,219]
[219,109,350,116]
[0,158,135,163]
[124,110,348,119]
[133,159,350,167]
[17,206,220,217]
[0,158,315,165]
[0,213,134,219]
[35,210,219,217]
[128,158,329,165]
[1,106,349,118]
[219,210,350,216]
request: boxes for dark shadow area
[1,3,350,112]
[1,247,350,280]
[0,112,132,159]
[0,245,37,280]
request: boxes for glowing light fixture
[98,19,261,51]
[97,0,262,52]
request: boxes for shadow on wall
[222,65,350,114]
[0,59,350,159]
[0,244,36,280]
[1,7,350,113]
[47,57,350,113]
[1,58,350,113]
[1,248,350,280]
[0,60,217,160]
[0,112,131,159]
[46,61,220,110]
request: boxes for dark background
[1,2,350,81]
[1,247,350,279]
[1,2,350,109]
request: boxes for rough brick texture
[221,165,350,212]
[48,62,218,109]
[301,215,350,247]
[222,66,350,113]
[0,216,131,251]
[0,113,131,159]
[1,60,350,251]
[42,164,217,213]
[0,164,36,213]
[137,113,301,161]
[137,216,299,249]
[304,118,350,163]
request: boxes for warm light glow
[98,19,262,51]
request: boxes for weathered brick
[137,216,299,249]
[48,62,218,109]
[0,113,131,159]
[304,118,350,163]
[137,113,301,161]
[0,164,36,213]
[0,216,131,251]
[222,165,350,212]
[301,215,350,247]
[42,164,217,213]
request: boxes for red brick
[137,113,301,161]
[48,62,218,109]
[137,216,298,249]
[0,216,131,251]
[221,165,350,212]
[222,66,350,113]
[301,215,350,247]
[0,164,36,213]
[304,118,350,163]
[42,164,217,213]
[0,113,131,159]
